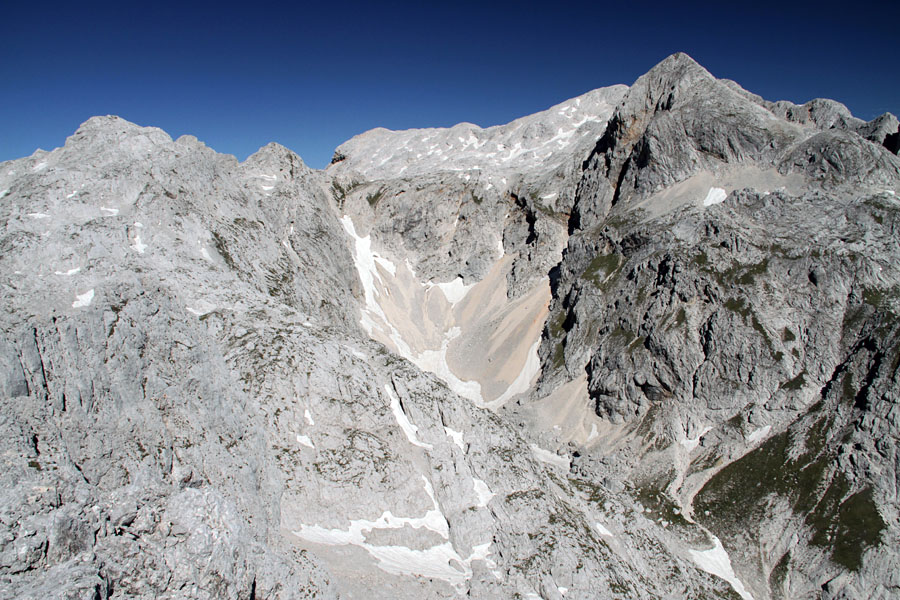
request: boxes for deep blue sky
[2,1,897,169]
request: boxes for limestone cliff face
[1,55,899,600]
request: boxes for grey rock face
[2,53,899,600]
[573,53,900,232]
[0,109,735,600]
[328,85,626,297]
[540,53,900,600]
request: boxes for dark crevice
[883,129,899,155]
[512,193,537,245]
[609,154,633,208]
[853,349,883,411]
[32,328,51,402]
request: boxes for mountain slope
[1,54,899,600]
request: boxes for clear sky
[2,0,897,169]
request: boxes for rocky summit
[1,53,898,600]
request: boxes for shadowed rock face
[1,54,899,600]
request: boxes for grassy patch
[552,341,566,369]
[780,370,807,391]
[582,253,623,289]
[724,297,776,355]
[366,188,385,208]
[712,257,770,287]
[695,407,885,572]
[211,232,237,270]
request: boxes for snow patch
[410,328,483,402]
[132,234,147,254]
[304,409,315,426]
[27,212,51,219]
[444,426,465,450]
[529,444,569,469]
[426,277,473,305]
[340,216,414,356]
[292,476,495,588]
[680,425,712,452]
[198,239,213,262]
[55,268,80,276]
[261,185,274,191]
[72,289,95,308]
[702,187,728,206]
[472,479,494,507]
[491,340,541,407]
[296,434,315,449]
[594,522,613,537]
[386,384,433,450]
[746,425,771,444]
[100,207,119,215]
[689,536,754,600]
[33,162,47,171]
[0,189,8,198]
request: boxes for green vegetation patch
[582,253,623,289]
[724,297,776,355]
[211,232,237,270]
[780,370,807,391]
[608,325,644,354]
[695,408,885,572]
[703,256,770,287]
[549,311,567,338]
[366,188,385,207]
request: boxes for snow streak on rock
[689,537,754,600]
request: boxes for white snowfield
[425,277,473,305]
[472,478,494,508]
[703,187,728,206]
[341,215,485,403]
[72,289,95,308]
[131,225,148,253]
[679,424,712,452]
[594,522,614,538]
[746,425,771,444]
[329,85,627,181]
[444,426,465,450]
[689,536,754,600]
[529,444,570,469]
[385,384,433,450]
[293,476,496,589]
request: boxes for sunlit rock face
[1,54,899,600]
